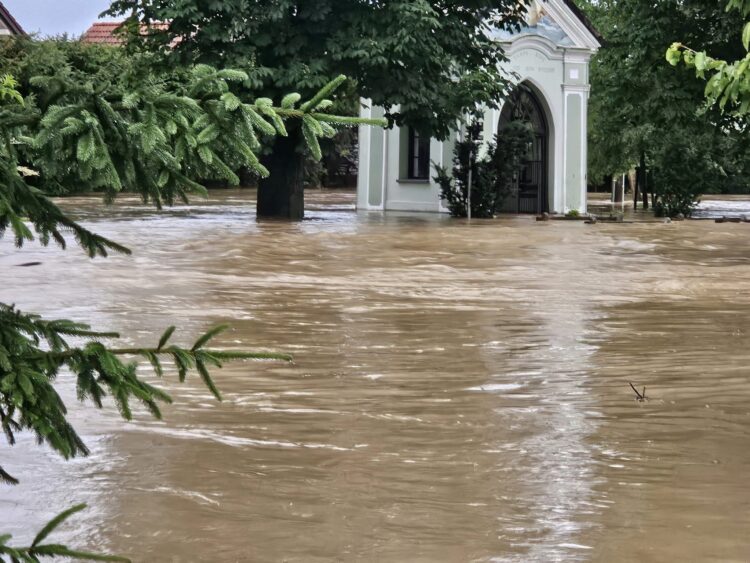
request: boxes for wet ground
[2,190,750,562]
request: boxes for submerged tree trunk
[613,174,624,203]
[640,151,649,210]
[628,169,637,200]
[257,127,305,220]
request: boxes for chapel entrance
[498,85,549,214]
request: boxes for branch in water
[629,382,647,402]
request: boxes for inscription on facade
[511,49,555,75]
[511,64,556,74]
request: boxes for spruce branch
[312,113,388,127]
[281,92,301,109]
[0,503,130,562]
[23,346,293,363]
[300,74,347,113]
[2,307,293,468]
[0,464,19,485]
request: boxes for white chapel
[356,0,602,215]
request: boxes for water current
[2,190,750,562]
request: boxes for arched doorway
[498,84,549,214]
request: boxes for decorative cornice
[503,34,563,59]
[542,0,600,50]
[558,0,603,45]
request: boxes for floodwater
[2,190,750,562]
[695,195,750,219]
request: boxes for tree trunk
[640,151,649,210]
[257,127,305,220]
[239,166,257,188]
[614,175,624,203]
[633,167,640,210]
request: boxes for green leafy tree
[106,0,528,219]
[581,0,750,215]
[1,69,384,560]
[668,0,750,114]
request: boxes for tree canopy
[668,0,750,115]
[106,0,527,139]
[581,0,750,213]
[0,38,382,197]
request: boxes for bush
[652,139,712,217]
[434,121,496,218]
[434,120,532,218]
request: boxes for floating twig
[629,382,647,402]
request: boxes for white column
[356,99,372,211]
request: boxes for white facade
[356,0,601,215]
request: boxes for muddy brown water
[2,190,750,562]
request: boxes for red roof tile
[81,21,171,45]
[81,22,124,45]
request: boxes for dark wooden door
[498,85,549,214]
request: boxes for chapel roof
[561,0,604,44]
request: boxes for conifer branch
[300,74,347,113]
[311,113,388,127]
[0,66,384,561]
[22,347,293,363]
[2,305,293,469]
[0,503,130,562]
[0,464,19,485]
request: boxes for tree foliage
[582,0,750,213]
[0,38,383,197]
[0,305,291,487]
[435,120,533,218]
[106,0,528,140]
[436,121,498,218]
[668,0,750,115]
[105,0,529,218]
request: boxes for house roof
[81,21,170,45]
[561,0,603,44]
[81,22,126,45]
[0,1,26,36]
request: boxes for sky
[3,0,116,37]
